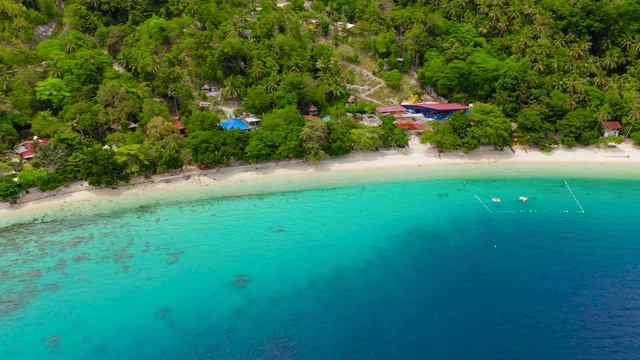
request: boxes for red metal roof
[376,106,407,113]
[21,139,48,150]
[20,150,35,159]
[602,121,622,129]
[175,120,186,130]
[412,103,469,111]
[395,122,424,130]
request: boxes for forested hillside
[1,0,640,199]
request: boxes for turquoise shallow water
[1,176,640,359]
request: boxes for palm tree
[222,80,241,99]
[249,61,265,80]
[533,62,546,73]
[62,38,77,53]
[585,59,601,75]
[591,71,608,87]
[549,59,563,73]
[569,45,584,60]
[477,0,490,14]
[265,75,280,94]
[48,64,62,78]
[625,107,640,138]
[496,20,508,36]
[146,58,161,75]
[553,37,566,50]
[0,75,12,93]
[618,37,633,51]
[595,107,611,123]
[601,55,618,70]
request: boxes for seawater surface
[1,176,640,359]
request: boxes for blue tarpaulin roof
[220,118,250,130]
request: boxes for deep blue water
[1,177,640,359]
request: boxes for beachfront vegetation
[2,0,640,197]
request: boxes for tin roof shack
[602,121,623,137]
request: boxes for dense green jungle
[1,0,640,199]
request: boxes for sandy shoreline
[2,139,640,227]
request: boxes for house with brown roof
[602,121,622,137]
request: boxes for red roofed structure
[602,121,622,129]
[395,122,424,130]
[15,138,49,160]
[376,106,407,115]
[602,121,623,137]
[175,120,186,130]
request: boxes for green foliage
[2,0,640,188]
[351,127,383,151]
[557,109,600,147]
[300,118,328,162]
[184,111,221,133]
[80,147,131,187]
[187,130,248,166]
[32,111,68,138]
[0,179,20,201]
[17,168,47,189]
[0,121,19,149]
[383,70,402,90]
[157,151,184,172]
[326,122,353,157]
[35,78,70,109]
[421,105,512,151]
[39,172,66,191]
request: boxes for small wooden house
[309,103,319,116]
[603,121,622,137]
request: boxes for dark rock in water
[435,193,449,198]
[156,307,169,318]
[261,333,297,359]
[165,251,184,265]
[43,335,61,351]
[233,275,251,288]
[72,253,91,263]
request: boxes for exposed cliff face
[34,19,57,42]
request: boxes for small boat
[518,196,528,202]
[492,198,501,203]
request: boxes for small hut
[603,121,623,137]
[309,103,319,116]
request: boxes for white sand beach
[2,139,640,227]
